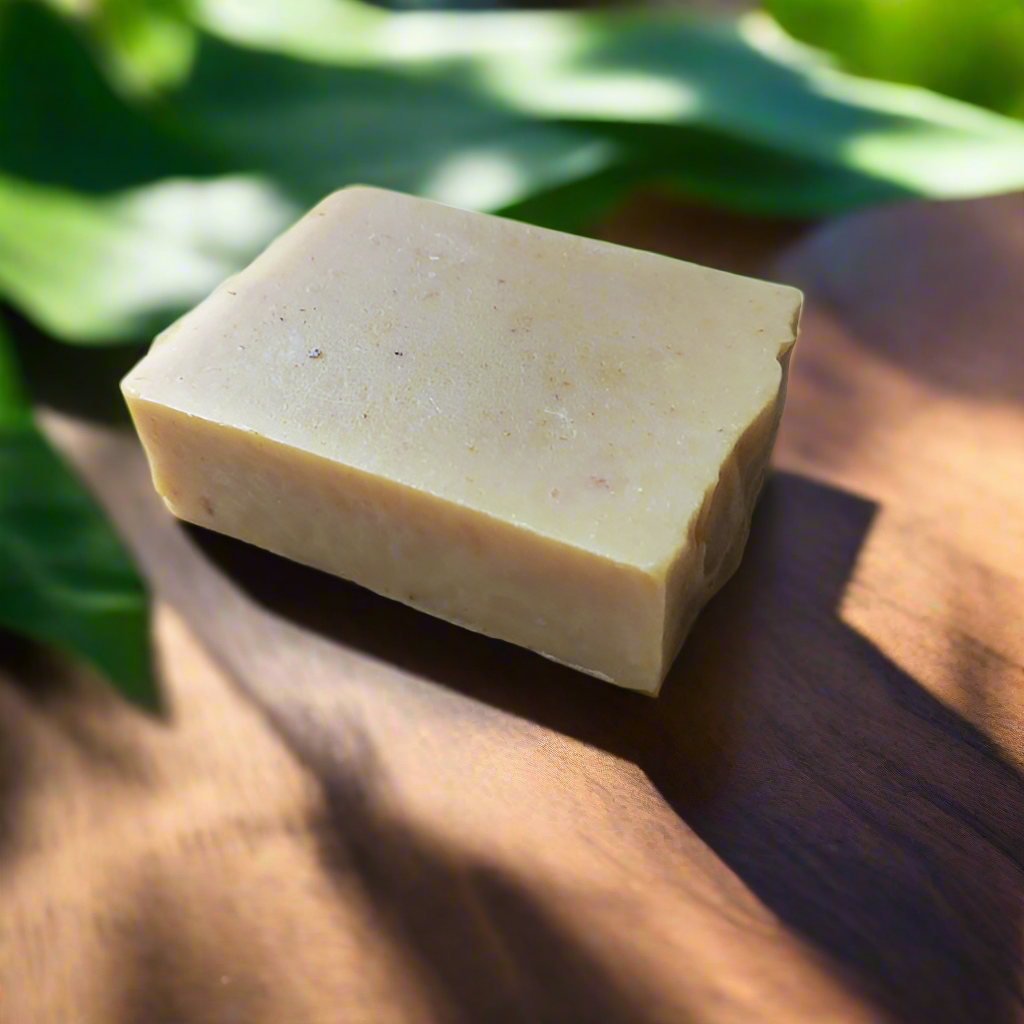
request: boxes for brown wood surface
[1,192,1023,1023]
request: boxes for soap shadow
[188,472,1024,1024]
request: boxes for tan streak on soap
[121,186,801,694]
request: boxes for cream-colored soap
[122,186,801,694]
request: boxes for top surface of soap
[124,187,801,571]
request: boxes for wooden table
[2,192,1022,1023]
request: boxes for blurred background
[2,0,1024,705]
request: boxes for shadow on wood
[187,472,1024,1024]
[307,731,669,1024]
[0,636,45,868]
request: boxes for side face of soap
[122,186,801,694]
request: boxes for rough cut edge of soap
[653,336,797,697]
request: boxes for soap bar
[122,187,801,694]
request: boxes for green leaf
[0,173,300,342]
[497,166,645,236]
[0,1,215,193]
[0,318,156,708]
[539,125,921,219]
[765,0,1024,119]
[81,0,199,96]
[0,328,29,429]
[174,35,617,210]
[192,0,1024,205]
[32,0,198,95]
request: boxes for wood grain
[2,192,1023,1023]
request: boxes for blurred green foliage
[1,0,1023,705]
[767,0,1024,119]
[0,317,156,707]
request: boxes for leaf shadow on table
[0,636,45,867]
[0,636,114,871]
[91,718,666,1024]
[0,633,161,876]
[116,882,278,1024]
[306,732,667,1023]
[188,471,1024,1024]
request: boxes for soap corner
[319,182,396,213]
[119,365,142,401]
[786,287,805,337]
[771,284,804,358]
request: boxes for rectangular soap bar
[122,187,801,694]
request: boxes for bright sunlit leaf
[172,32,619,210]
[192,0,1024,204]
[0,173,299,342]
[765,0,1024,119]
